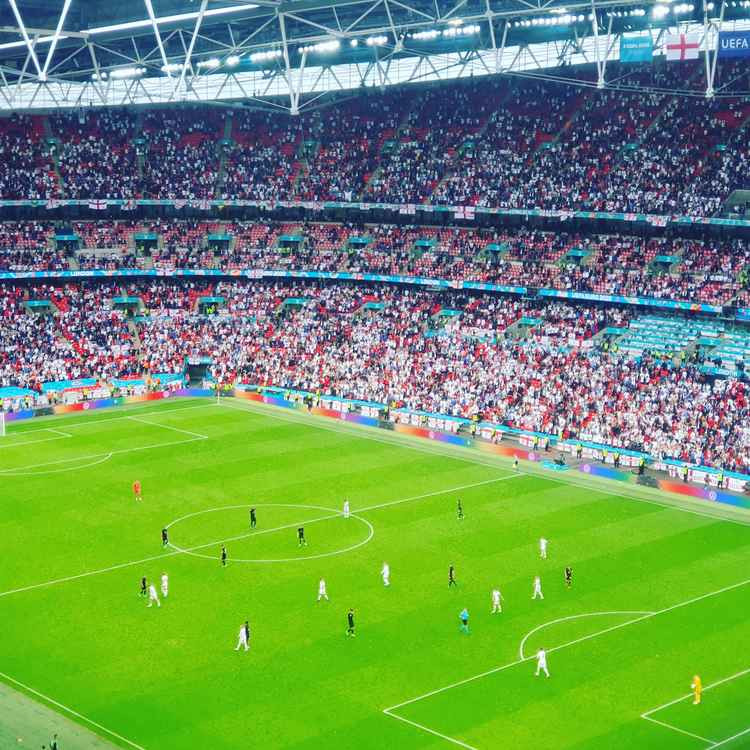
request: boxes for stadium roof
[0,0,746,112]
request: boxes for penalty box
[642,668,750,748]
[385,581,750,749]
[0,413,208,474]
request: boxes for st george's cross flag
[665,33,700,61]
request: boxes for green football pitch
[1,397,749,750]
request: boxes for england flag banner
[665,33,700,61]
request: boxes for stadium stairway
[431,89,509,200]
[127,319,142,352]
[608,65,704,175]
[359,93,422,200]
[42,114,66,197]
[719,109,750,214]
[531,90,589,156]
[214,112,234,198]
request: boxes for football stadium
[1,0,750,748]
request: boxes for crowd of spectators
[0,64,748,215]
[0,281,136,389]
[0,219,747,307]
[2,278,749,471]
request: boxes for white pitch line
[384,575,750,714]
[640,715,716,745]
[642,666,750,717]
[709,726,750,748]
[46,428,73,437]
[383,710,479,750]
[168,504,376,564]
[159,476,517,561]
[0,436,207,474]
[0,670,146,750]
[126,415,209,439]
[0,432,72,449]
[219,398,750,529]
[218,398,527,475]
[360,474,520,513]
[0,453,114,476]
[0,475,517,599]
[4,401,216,436]
[518,611,654,660]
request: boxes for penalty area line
[709,726,750,748]
[0,670,146,750]
[640,715,716,745]
[383,709,479,750]
[126,415,209,439]
[384,577,750,747]
[0,436,207,474]
[641,666,750,747]
[642,666,750,716]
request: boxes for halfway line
[0,475,518,599]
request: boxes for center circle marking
[165,502,374,563]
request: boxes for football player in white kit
[491,588,503,613]
[160,572,169,598]
[532,576,544,600]
[535,648,549,677]
[235,621,250,652]
[539,537,548,559]
[317,578,329,601]
[147,583,160,608]
[381,562,390,586]
[343,500,350,518]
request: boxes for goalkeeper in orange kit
[691,675,702,705]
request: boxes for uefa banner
[718,30,750,58]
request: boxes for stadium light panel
[652,4,671,17]
[411,29,440,39]
[88,4,259,35]
[110,66,146,78]
[365,35,388,46]
[249,49,281,62]
[0,3,259,51]
[226,55,241,67]
[298,40,340,54]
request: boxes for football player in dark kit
[140,576,147,597]
[346,608,355,637]
[161,528,169,547]
[221,545,228,566]
[565,566,573,588]
[298,526,307,547]
[250,507,257,529]
[449,564,457,587]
